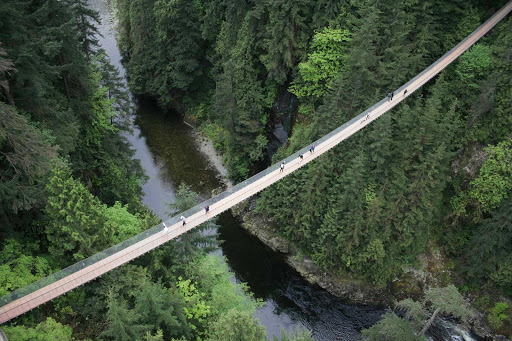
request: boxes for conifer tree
[68,0,101,58]
[0,104,56,222]
[153,0,204,97]
[134,280,190,339]
[102,293,148,341]
[45,164,114,261]
[261,0,310,85]
[0,42,16,105]
[467,198,512,294]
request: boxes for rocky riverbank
[183,119,233,190]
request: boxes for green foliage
[92,50,131,119]
[102,293,148,341]
[0,103,56,218]
[260,0,311,85]
[362,312,425,341]
[3,0,512,339]
[45,164,113,261]
[395,298,428,328]
[199,121,227,153]
[208,309,267,341]
[466,198,512,294]
[261,78,456,283]
[425,285,472,322]
[455,44,493,89]
[2,317,74,341]
[290,27,351,100]
[0,239,55,297]
[488,302,509,330]
[364,286,470,339]
[118,0,204,105]
[45,163,145,261]
[134,280,190,339]
[0,41,16,104]
[72,0,101,58]
[452,138,512,218]
[144,329,164,341]
[185,255,259,321]
[273,327,314,341]
[468,139,512,212]
[105,202,143,243]
[177,277,211,338]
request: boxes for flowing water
[89,1,478,340]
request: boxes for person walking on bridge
[310,145,315,153]
[280,161,285,172]
[387,92,393,101]
[299,153,304,163]
[205,205,209,214]
[180,216,186,226]
[162,221,169,234]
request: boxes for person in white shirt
[180,216,186,226]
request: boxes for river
[88,1,476,340]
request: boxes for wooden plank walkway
[1,0,511,325]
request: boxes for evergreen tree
[69,0,102,58]
[44,164,114,261]
[208,309,267,341]
[153,0,204,96]
[93,50,131,123]
[467,198,512,294]
[214,10,268,179]
[362,312,425,341]
[134,280,190,339]
[261,0,311,85]
[0,42,16,105]
[0,104,56,225]
[102,293,148,341]
[363,285,471,339]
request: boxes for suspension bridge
[1,0,511,325]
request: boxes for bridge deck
[1,0,511,325]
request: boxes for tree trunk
[0,81,15,105]
[419,307,441,336]
[63,73,71,101]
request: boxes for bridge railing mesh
[1,0,510,309]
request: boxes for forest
[1,0,511,339]
[0,0,314,340]
[115,0,512,338]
